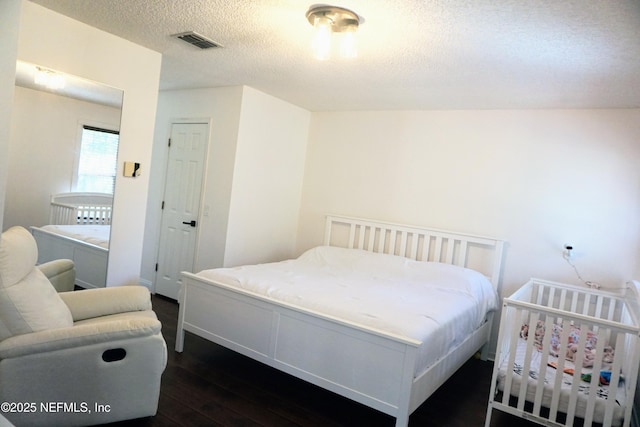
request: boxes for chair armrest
[37,259,75,292]
[59,286,152,322]
[0,316,161,359]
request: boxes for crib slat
[517,311,540,411]
[547,287,556,313]
[534,283,545,306]
[582,293,592,316]
[583,326,607,426]
[549,318,573,423]
[565,321,589,425]
[532,315,554,416]
[604,333,626,427]
[558,288,567,312]
[566,323,592,426]
[595,295,604,320]
[501,308,528,405]
[570,290,579,314]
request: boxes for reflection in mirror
[5,60,123,288]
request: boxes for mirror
[4,60,123,288]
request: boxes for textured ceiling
[28,0,640,111]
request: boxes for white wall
[142,86,310,288]
[297,109,640,298]
[142,86,243,285]
[224,86,310,267]
[5,86,121,229]
[0,0,21,232]
[15,1,161,286]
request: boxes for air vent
[172,31,222,49]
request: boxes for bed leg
[479,341,490,361]
[175,327,185,352]
[175,284,186,352]
[175,301,186,352]
[394,414,409,427]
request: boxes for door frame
[153,118,211,296]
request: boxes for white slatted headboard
[324,215,505,289]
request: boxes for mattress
[496,337,626,425]
[196,245,499,376]
[39,224,110,249]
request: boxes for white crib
[49,192,113,225]
[486,278,640,427]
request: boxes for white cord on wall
[563,246,627,292]
[563,251,601,289]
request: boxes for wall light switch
[123,161,141,177]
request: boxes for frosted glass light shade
[311,16,332,60]
[306,5,362,60]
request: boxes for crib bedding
[40,224,110,249]
[496,337,626,425]
[196,245,499,376]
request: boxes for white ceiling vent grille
[172,31,222,49]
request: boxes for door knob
[182,220,197,227]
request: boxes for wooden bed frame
[176,215,505,426]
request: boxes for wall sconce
[306,5,363,60]
[34,67,66,90]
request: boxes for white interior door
[155,122,208,299]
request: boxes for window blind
[76,125,119,194]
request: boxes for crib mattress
[497,337,626,425]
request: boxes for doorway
[155,122,209,299]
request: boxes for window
[76,125,119,194]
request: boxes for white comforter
[197,246,498,375]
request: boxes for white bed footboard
[176,214,505,426]
[177,275,421,421]
[31,226,107,289]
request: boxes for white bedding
[40,224,110,249]
[196,245,498,376]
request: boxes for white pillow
[0,227,73,341]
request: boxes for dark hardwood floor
[103,295,538,427]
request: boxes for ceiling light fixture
[34,67,65,90]
[306,5,362,60]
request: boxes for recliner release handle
[102,348,127,362]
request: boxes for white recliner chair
[0,226,167,426]
[36,257,76,293]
